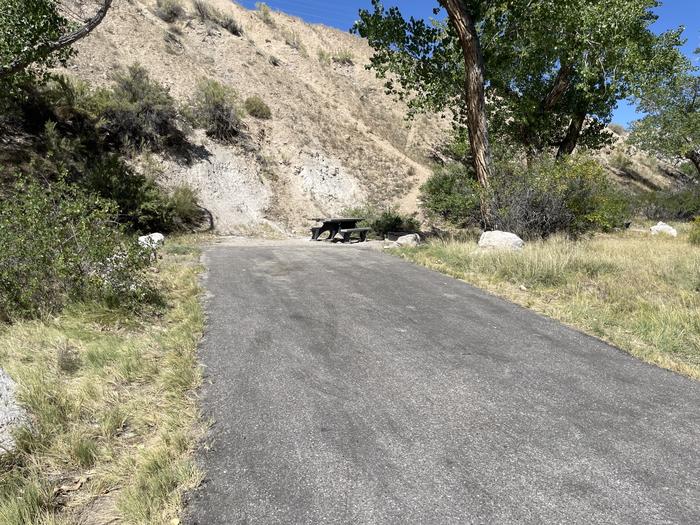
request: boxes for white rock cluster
[650,222,677,237]
[478,231,525,250]
[0,369,26,456]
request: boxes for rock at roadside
[138,232,165,250]
[395,234,421,247]
[478,231,525,251]
[650,222,677,237]
[1,369,26,456]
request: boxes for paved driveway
[186,240,700,524]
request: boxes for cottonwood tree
[630,57,700,176]
[354,0,686,169]
[0,0,112,91]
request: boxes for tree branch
[0,0,112,80]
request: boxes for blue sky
[237,0,699,126]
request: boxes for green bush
[155,0,185,23]
[689,217,700,246]
[489,156,629,239]
[89,64,184,152]
[188,79,243,142]
[342,204,419,238]
[635,185,700,221]
[0,180,154,321]
[244,96,271,119]
[420,156,629,238]
[419,164,481,227]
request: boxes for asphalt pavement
[186,240,700,524]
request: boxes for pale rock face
[395,234,421,247]
[650,222,678,237]
[138,233,166,249]
[0,369,26,456]
[478,231,525,250]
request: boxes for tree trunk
[0,1,113,80]
[441,0,494,226]
[686,150,700,177]
[557,111,586,158]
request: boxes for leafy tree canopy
[630,51,699,176]
[0,0,72,93]
[353,0,687,157]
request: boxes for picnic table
[310,217,370,243]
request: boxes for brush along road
[187,240,700,524]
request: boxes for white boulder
[395,233,421,247]
[138,233,166,250]
[478,231,525,250]
[1,369,26,456]
[650,222,677,237]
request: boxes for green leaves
[354,0,687,156]
[0,0,72,92]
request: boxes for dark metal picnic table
[310,218,369,243]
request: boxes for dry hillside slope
[62,1,685,234]
[62,0,446,234]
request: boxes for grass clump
[317,48,331,65]
[396,229,700,379]
[155,0,185,23]
[188,78,243,143]
[244,95,272,119]
[192,0,243,35]
[0,236,207,523]
[689,217,700,245]
[332,49,354,65]
[256,2,275,26]
[280,28,306,55]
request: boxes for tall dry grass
[0,236,207,524]
[397,227,700,379]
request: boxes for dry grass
[0,236,207,524]
[396,226,700,379]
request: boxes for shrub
[688,217,700,245]
[167,185,205,230]
[332,49,354,65]
[489,157,629,239]
[188,79,243,142]
[421,157,629,238]
[256,2,275,26]
[342,204,419,238]
[317,49,331,65]
[192,0,242,35]
[192,0,213,21]
[0,180,154,321]
[219,14,243,36]
[280,28,306,55]
[244,96,271,119]
[89,64,184,153]
[268,55,280,67]
[155,0,185,23]
[635,185,700,221]
[419,164,481,227]
[371,209,420,237]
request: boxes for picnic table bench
[310,218,370,243]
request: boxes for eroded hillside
[61,0,446,233]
